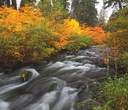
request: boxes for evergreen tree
[98,6,107,28]
[20,0,36,7]
[0,0,17,9]
[72,0,98,26]
[39,0,68,23]
[0,0,4,6]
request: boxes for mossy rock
[20,70,30,82]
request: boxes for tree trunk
[12,0,17,9]
[0,0,3,6]
[117,0,122,9]
[6,0,10,6]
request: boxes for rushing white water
[71,56,87,60]
[0,46,107,110]
[63,61,82,66]
[50,77,66,91]
[24,68,39,81]
[27,91,57,110]
[0,68,39,95]
[0,100,10,110]
[59,65,89,72]
[53,87,77,110]
[27,78,76,110]
[47,62,65,69]
[0,83,27,95]
[0,72,4,75]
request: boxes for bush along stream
[0,46,112,110]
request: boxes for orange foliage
[82,26,106,43]
[55,18,82,48]
[0,4,44,32]
[0,4,106,68]
[54,18,106,49]
[0,4,105,53]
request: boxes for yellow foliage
[13,51,23,61]
[54,18,106,49]
[0,4,106,68]
[55,18,82,48]
[63,18,82,36]
[0,5,44,32]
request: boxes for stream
[0,46,109,110]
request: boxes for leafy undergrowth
[93,74,128,110]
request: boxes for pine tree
[98,6,107,28]
[20,0,36,7]
[72,0,98,26]
[39,0,68,23]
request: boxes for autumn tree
[98,6,107,28]
[55,18,82,49]
[106,8,128,73]
[82,26,106,44]
[0,5,59,68]
[0,2,106,68]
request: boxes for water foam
[0,100,10,110]
[27,91,57,110]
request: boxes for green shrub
[93,75,128,110]
[0,26,24,67]
[66,34,94,51]
[116,52,128,74]
[0,22,59,68]
[22,24,59,62]
[106,8,128,74]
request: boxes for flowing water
[0,46,109,110]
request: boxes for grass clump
[93,74,128,110]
